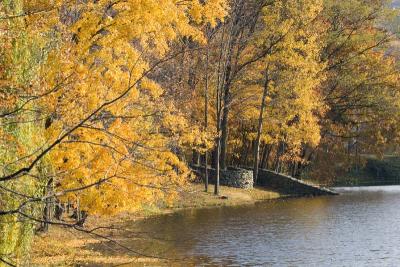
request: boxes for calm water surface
[121,186,400,266]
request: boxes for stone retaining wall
[191,165,338,195]
[257,169,338,196]
[191,165,253,189]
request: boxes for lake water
[120,186,400,266]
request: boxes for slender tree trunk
[220,81,231,170]
[76,197,81,223]
[41,178,54,232]
[244,140,253,166]
[296,146,312,177]
[261,144,272,169]
[240,142,247,166]
[215,61,222,195]
[274,142,283,172]
[215,47,223,195]
[278,142,286,173]
[211,148,218,168]
[192,150,200,165]
[355,124,360,173]
[292,161,299,177]
[219,4,239,170]
[204,45,209,192]
[253,71,269,183]
[215,88,221,195]
[215,134,221,195]
[211,21,226,170]
[67,198,70,214]
[213,21,231,195]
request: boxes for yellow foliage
[0,0,228,215]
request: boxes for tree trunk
[240,140,248,166]
[242,141,249,166]
[192,150,200,165]
[204,45,209,192]
[220,68,232,170]
[274,142,283,172]
[41,178,54,232]
[215,135,221,196]
[253,71,269,183]
[261,144,272,169]
[204,154,209,192]
[76,197,81,223]
[219,4,239,170]
[66,199,70,214]
[215,68,222,195]
[215,96,221,195]
[292,161,299,177]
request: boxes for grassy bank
[31,183,281,266]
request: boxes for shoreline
[31,183,283,266]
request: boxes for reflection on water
[113,186,400,266]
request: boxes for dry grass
[30,216,162,266]
[173,183,281,209]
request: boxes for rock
[191,165,254,189]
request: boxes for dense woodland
[1,0,400,265]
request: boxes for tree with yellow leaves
[305,0,400,183]
[251,0,325,182]
[0,0,228,263]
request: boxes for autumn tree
[304,0,400,183]
[0,0,228,264]
[251,0,325,182]
[0,0,57,262]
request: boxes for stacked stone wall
[191,165,253,189]
[257,169,338,196]
[191,166,338,195]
